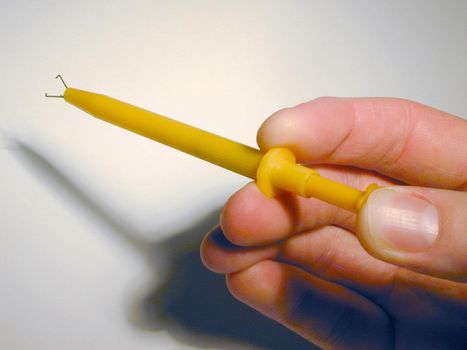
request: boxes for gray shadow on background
[13,140,317,350]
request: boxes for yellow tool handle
[62,87,378,212]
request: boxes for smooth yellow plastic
[63,87,378,212]
[64,88,263,179]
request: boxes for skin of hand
[200,97,467,349]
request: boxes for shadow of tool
[13,140,316,350]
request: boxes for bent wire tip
[55,74,68,88]
[45,74,68,98]
[45,93,64,98]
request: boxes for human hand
[201,98,467,349]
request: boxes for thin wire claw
[45,93,64,98]
[56,74,68,89]
[45,74,69,98]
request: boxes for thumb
[357,186,467,282]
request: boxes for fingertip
[220,183,258,246]
[200,226,280,274]
[221,183,294,246]
[226,260,287,308]
[200,226,229,273]
[257,107,293,150]
[356,186,467,282]
[257,97,354,162]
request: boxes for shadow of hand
[14,140,315,350]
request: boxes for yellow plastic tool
[48,79,378,213]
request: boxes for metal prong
[55,74,68,89]
[45,93,64,98]
[45,74,68,98]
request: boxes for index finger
[258,97,467,189]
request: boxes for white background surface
[1,1,466,349]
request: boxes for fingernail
[365,188,438,252]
